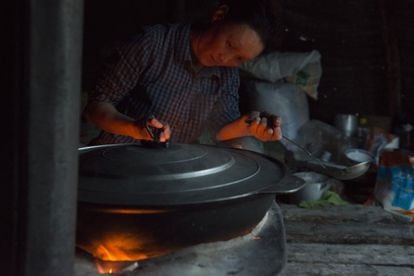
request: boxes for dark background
[82,0,414,129]
[3,1,413,274]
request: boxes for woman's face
[191,23,264,68]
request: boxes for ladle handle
[282,136,326,169]
[143,115,170,148]
[282,136,313,157]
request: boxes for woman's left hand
[243,111,282,141]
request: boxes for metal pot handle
[258,174,306,194]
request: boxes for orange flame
[82,232,175,273]
[93,236,150,261]
[90,234,163,274]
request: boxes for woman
[84,0,282,145]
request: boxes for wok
[76,143,304,261]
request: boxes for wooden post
[379,0,402,120]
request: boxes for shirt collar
[175,24,221,79]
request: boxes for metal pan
[76,143,304,262]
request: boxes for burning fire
[93,235,150,261]
[87,234,163,274]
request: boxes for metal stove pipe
[3,0,83,275]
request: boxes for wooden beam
[379,0,402,119]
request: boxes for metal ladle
[282,135,326,169]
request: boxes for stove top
[75,202,286,275]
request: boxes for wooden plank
[280,204,414,245]
[284,221,414,245]
[287,243,414,266]
[280,204,414,274]
[282,262,414,276]
[280,204,400,224]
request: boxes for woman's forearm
[83,101,145,139]
[215,118,249,141]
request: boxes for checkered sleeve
[88,31,155,105]
[207,70,241,133]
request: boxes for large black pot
[76,143,303,261]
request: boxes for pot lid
[78,143,287,206]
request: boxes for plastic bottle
[357,115,370,149]
[393,113,413,150]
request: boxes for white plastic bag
[241,50,322,99]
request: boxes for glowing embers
[94,257,138,274]
[94,239,147,261]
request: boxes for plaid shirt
[88,23,240,144]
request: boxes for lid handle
[143,115,170,148]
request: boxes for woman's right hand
[136,116,171,142]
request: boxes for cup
[289,172,331,203]
[334,114,358,137]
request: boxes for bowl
[344,148,374,163]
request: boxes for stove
[74,202,286,275]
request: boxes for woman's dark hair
[218,0,282,50]
[190,0,283,51]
